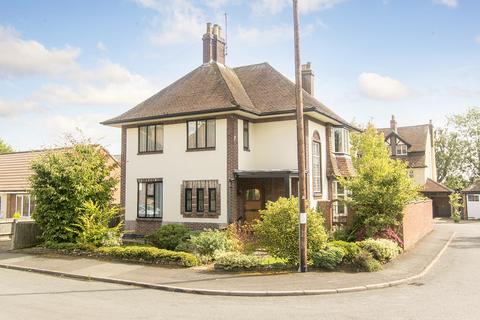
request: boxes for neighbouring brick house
[102,23,357,235]
[0,147,121,220]
[378,116,452,218]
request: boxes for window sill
[136,217,163,221]
[138,151,164,155]
[313,192,323,199]
[186,147,216,152]
[243,148,250,152]
[333,152,350,156]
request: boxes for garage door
[467,194,480,219]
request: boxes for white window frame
[396,144,408,156]
[468,194,480,202]
[333,181,348,223]
[312,140,322,194]
[15,194,31,217]
[334,128,350,154]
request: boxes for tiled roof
[378,124,431,168]
[423,178,453,193]
[328,154,355,178]
[103,62,351,126]
[0,150,48,192]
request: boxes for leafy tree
[0,138,13,153]
[30,144,118,243]
[435,128,466,184]
[444,175,468,192]
[448,107,480,179]
[449,193,463,223]
[339,125,421,238]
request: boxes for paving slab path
[0,223,455,295]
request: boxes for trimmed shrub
[374,228,404,248]
[329,240,361,263]
[253,197,328,264]
[351,251,382,272]
[214,252,262,271]
[146,224,191,251]
[70,200,123,248]
[96,246,199,267]
[312,245,346,271]
[189,229,235,258]
[358,238,401,263]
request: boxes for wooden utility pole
[292,0,307,273]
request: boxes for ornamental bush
[146,224,191,251]
[189,229,236,258]
[69,200,123,248]
[253,197,328,264]
[312,245,345,271]
[329,240,362,264]
[350,251,382,272]
[30,143,118,243]
[214,252,262,271]
[358,238,401,263]
[96,246,199,267]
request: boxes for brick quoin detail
[227,115,239,224]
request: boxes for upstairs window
[334,128,350,154]
[396,144,408,156]
[139,125,163,153]
[243,120,250,151]
[187,119,216,150]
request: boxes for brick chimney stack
[301,62,315,96]
[390,115,398,133]
[202,22,226,65]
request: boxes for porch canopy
[234,169,299,197]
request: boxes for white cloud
[358,72,411,101]
[135,0,205,45]
[475,35,480,44]
[45,114,121,152]
[434,0,458,8]
[236,25,292,44]
[96,41,107,52]
[0,26,79,77]
[251,0,345,15]
[0,98,39,117]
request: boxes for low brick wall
[11,220,42,250]
[402,199,433,251]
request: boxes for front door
[244,187,263,223]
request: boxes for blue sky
[0,0,478,154]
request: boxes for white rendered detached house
[103,23,357,235]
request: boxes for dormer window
[396,144,408,156]
[334,127,350,154]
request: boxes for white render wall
[125,119,228,225]
[237,118,329,208]
[237,119,298,171]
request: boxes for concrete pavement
[0,221,478,320]
[0,223,455,295]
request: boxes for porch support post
[284,174,292,197]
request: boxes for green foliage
[351,251,382,272]
[145,224,191,251]
[12,212,21,220]
[70,200,122,247]
[213,252,262,271]
[312,245,345,271]
[329,240,362,263]
[189,229,235,258]
[0,138,13,154]
[331,226,352,241]
[358,238,401,263]
[435,128,467,187]
[449,193,463,223]
[445,176,468,192]
[30,144,118,243]
[253,197,328,264]
[96,246,199,267]
[339,125,420,238]
[226,223,257,253]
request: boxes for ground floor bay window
[137,179,163,218]
[333,181,348,223]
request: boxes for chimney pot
[390,115,398,132]
[206,22,212,34]
[301,62,315,96]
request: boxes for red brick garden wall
[402,199,433,251]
